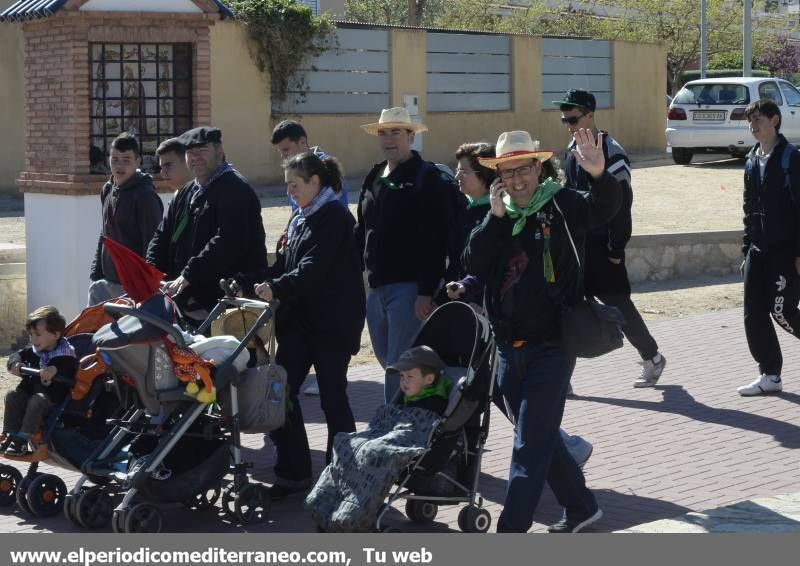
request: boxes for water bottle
[270,380,281,404]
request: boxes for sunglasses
[560,114,585,126]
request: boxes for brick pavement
[1,307,799,533]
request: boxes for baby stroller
[0,300,131,518]
[376,301,497,533]
[62,289,280,533]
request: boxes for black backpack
[415,161,468,277]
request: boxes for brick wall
[19,10,217,195]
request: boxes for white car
[665,77,800,164]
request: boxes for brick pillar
[17,10,221,318]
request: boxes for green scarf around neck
[403,374,453,405]
[503,177,562,236]
[466,193,491,209]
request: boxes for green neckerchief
[503,177,562,236]
[466,193,491,209]
[403,373,453,405]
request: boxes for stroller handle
[103,302,187,349]
[18,366,75,386]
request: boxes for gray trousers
[87,279,124,307]
[3,389,54,435]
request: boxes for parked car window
[673,84,750,105]
[758,81,784,105]
[779,81,800,107]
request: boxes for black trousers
[584,246,659,361]
[744,246,800,376]
[3,389,53,435]
[268,332,356,484]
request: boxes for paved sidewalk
[1,307,799,533]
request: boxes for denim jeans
[366,282,421,403]
[496,341,598,532]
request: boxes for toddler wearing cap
[388,345,453,415]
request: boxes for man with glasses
[555,89,667,388]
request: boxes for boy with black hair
[156,137,192,191]
[739,98,800,396]
[387,345,453,415]
[1,306,77,456]
[89,132,164,306]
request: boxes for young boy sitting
[388,345,453,416]
[1,306,78,456]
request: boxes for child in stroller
[306,301,495,533]
[2,306,77,456]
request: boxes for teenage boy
[88,133,163,306]
[739,98,800,396]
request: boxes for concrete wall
[0,244,26,352]
[0,23,24,195]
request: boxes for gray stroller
[62,291,280,533]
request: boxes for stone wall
[625,230,743,284]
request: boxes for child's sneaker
[3,437,29,456]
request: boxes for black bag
[553,199,626,358]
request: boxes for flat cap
[177,126,222,149]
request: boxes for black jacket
[146,169,268,310]
[7,347,78,404]
[564,131,633,259]
[465,172,622,345]
[743,135,800,256]
[265,201,366,354]
[90,171,164,282]
[355,151,453,296]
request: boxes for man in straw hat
[556,89,666,388]
[465,129,622,533]
[356,107,457,403]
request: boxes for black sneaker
[3,438,29,456]
[268,481,312,501]
[547,508,603,533]
[0,436,12,453]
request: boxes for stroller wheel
[457,505,491,533]
[124,502,163,534]
[186,485,221,510]
[26,474,67,518]
[234,484,271,524]
[221,488,237,519]
[379,525,401,533]
[76,487,114,529]
[111,509,126,533]
[15,474,37,514]
[0,465,23,507]
[405,499,438,524]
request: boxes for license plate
[693,110,725,121]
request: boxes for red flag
[102,237,164,303]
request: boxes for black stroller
[377,301,497,533]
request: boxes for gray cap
[176,126,222,149]
[387,345,446,374]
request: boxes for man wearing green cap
[556,89,667,388]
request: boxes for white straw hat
[361,107,428,135]
[478,131,554,168]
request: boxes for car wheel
[672,148,693,165]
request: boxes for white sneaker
[633,354,666,388]
[737,374,782,396]
[303,375,320,395]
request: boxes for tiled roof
[0,0,233,23]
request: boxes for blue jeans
[366,282,421,403]
[496,341,597,532]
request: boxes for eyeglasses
[498,164,534,180]
[560,114,586,126]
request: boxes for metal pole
[700,0,707,79]
[743,0,752,77]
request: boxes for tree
[757,34,800,78]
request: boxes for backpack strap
[782,143,796,197]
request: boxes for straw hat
[361,107,428,136]
[478,131,554,169]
